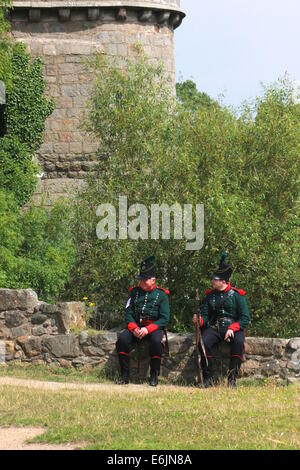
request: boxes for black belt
[211,317,234,328]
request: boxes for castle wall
[9,1,185,204]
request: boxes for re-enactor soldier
[193,253,250,388]
[116,256,170,387]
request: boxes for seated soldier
[193,252,250,388]
[116,255,170,387]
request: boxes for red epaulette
[157,286,170,295]
[129,286,139,292]
[232,287,246,296]
[204,288,212,296]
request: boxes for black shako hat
[137,255,156,280]
[211,252,233,282]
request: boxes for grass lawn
[0,362,110,384]
[0,365,299,450]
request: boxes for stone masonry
[0,289,299,385]
[9,1,185,205]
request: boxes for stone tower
[9,1,185,204]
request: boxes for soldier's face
[212,279,228,291]
[140,277,156,291]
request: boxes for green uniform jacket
[201,284,250,332]
[125,285,170,334]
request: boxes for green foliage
[0,36,54,205]
[0,135,40,205]
[176,79,220,111]
[67,55,299,338]
[0,190,22,286]
[0,1,11,37]
[3,41,54,152]
[0,190,77,302]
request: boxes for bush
[0,135,39,206]
[0,190,77,302]
[0,190,23,287]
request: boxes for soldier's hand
[133,328,141,338]
[225,329,234,342]
[138,327,149,340]
[193,314,203,328]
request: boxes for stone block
[0,289,38,313]
[10,324,31,339]
[17,336,42,358]
[69,142,83,154]
[287,338,300,351]
[241,359,261,377]
[261,360,281,377]
[42,334,80,358]
[55,302,87,334]
[39,303,59,315]
[5,341,15,360]
[244,337,274,356]
[4,311,27,328]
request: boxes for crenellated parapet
[10,1,185,29]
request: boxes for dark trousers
[200,326,245,381]
[116,329,165,375]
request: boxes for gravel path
[0,376,187,392]
[0,377,159,392]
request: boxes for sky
[174,0,300,108]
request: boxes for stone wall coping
[12,0,184,15]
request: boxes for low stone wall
[0,289,299,384]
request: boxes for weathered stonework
[9,1,185,204]
[0,289,299,385]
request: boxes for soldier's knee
[116,330,130,349]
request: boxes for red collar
[223,283,231,293]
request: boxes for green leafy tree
[0,190,76,302]
[0,135,39,206]
[176,79,219,111]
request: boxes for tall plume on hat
[219,252,228,268]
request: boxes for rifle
[137,309,141,383]
[195,289,208,386]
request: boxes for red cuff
[145,323,159,334]
[128,322,138,333]
[228,322,240,333]
[194,315,204,328]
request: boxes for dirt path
[0,376,188,393]
[0,426,82,450]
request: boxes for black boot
[149,357,161,387]
[228,356,242,388]
[117,353,130,384]
[149,369,158,387]
[201,356,214,388]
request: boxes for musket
[195,289,208,386]
[137,309,141,383]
